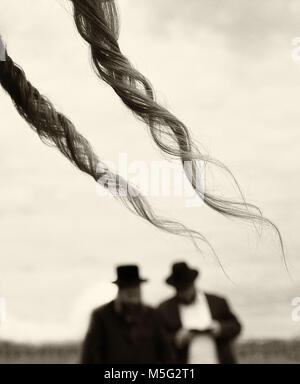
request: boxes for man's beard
[121,303,142,318]
[178,292,196,305]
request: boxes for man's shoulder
[205,292,228,306]
[92,301,114,318]
[157,296,177,311]
[93,302,156,316]
[142,304,158,317]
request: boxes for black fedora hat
[112,265,148,288]
[166,262,199,289]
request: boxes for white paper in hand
[188,334,218,364]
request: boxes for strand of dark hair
[0,50,220,256]
[69,0,285,261]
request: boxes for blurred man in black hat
[81,265,172,364]
[157,262,242,364]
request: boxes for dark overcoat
[81,301,173,364]
[157,293,242,364]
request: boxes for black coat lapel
[205,294,218,320]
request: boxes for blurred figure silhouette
[81,265,171,364]
[158,262,242,364]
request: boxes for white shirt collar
[179,291,212,330]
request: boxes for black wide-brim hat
[112,265,148,288]
[166,262,199,289]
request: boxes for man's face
[177,283,197,304]
[118,285,142,307]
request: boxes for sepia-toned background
[0,0,300,346]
